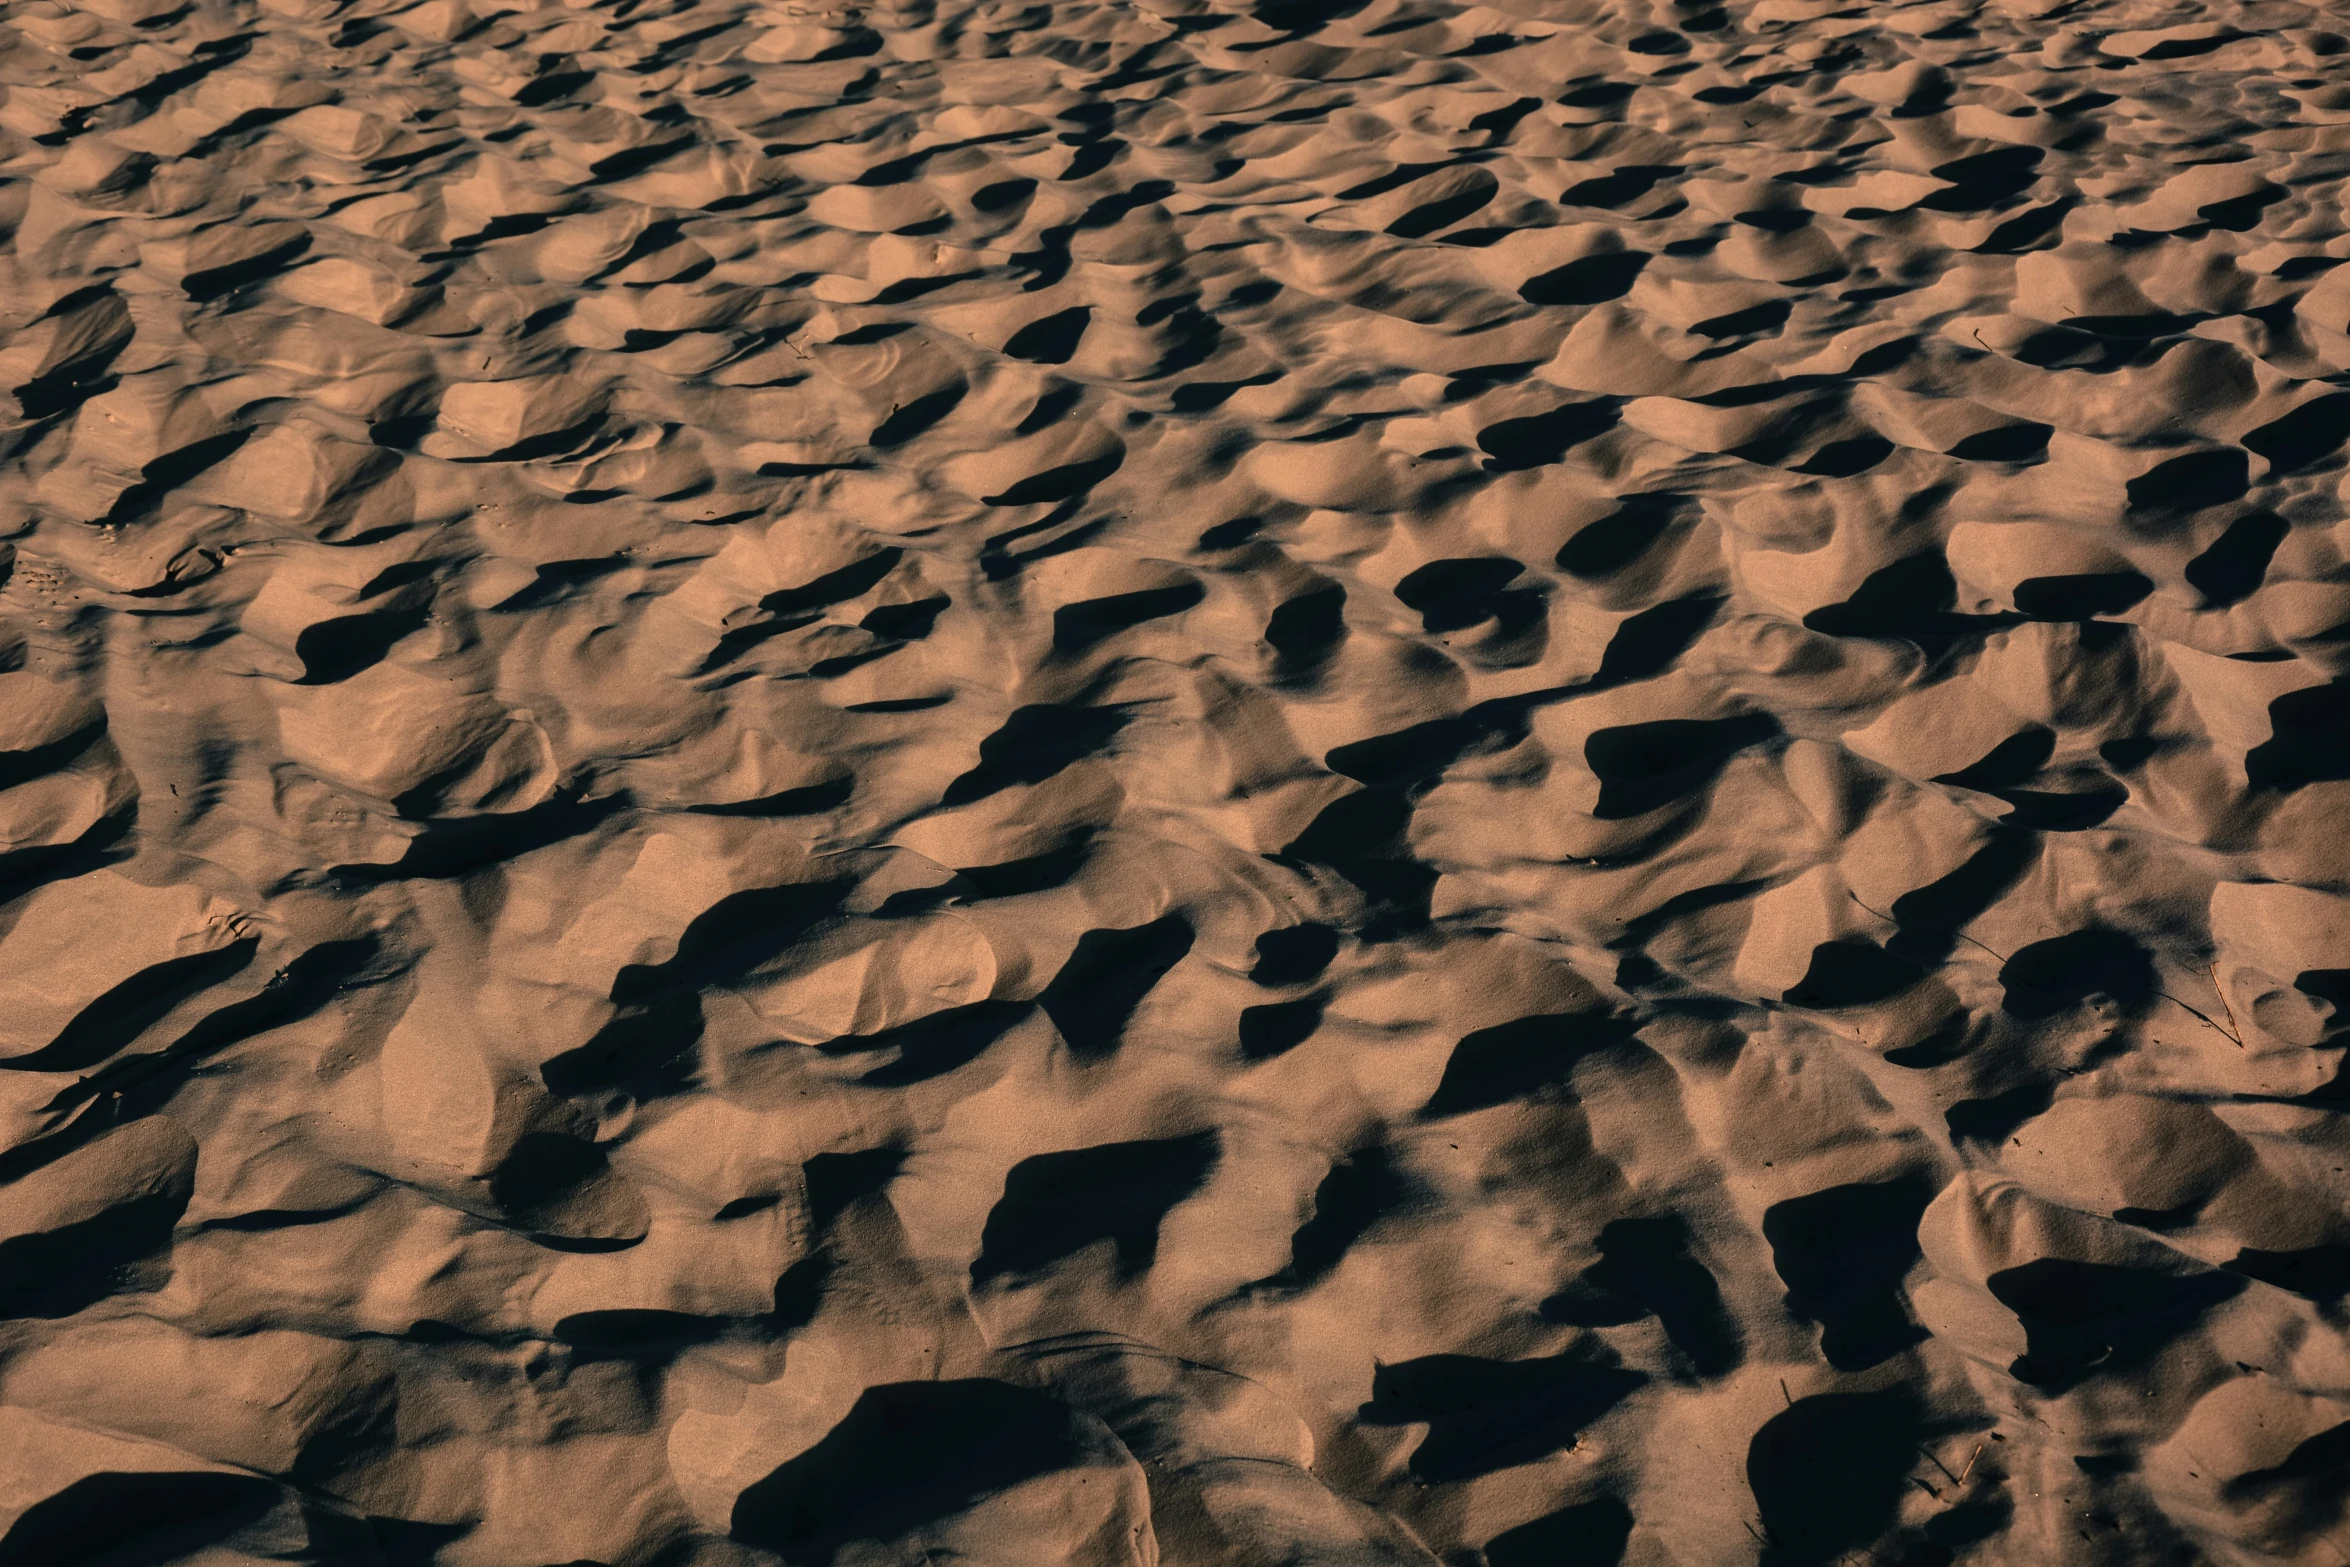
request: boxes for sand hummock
[3,0,2350,1560]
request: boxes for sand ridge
[3,0,2350,1559]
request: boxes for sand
[4,0,2350,1560]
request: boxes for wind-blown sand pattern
[7,0,2350,1560]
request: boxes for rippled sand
[6,0,2350,1560]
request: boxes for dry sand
[4,0,2350,1559]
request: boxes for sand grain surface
[6,0,2350,1560]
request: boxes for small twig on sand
[1847,892,2011,966]
[1957,1442,1986,1485]
[2154,966,2244,1047]
[2208,961,2244,1048]
[1849,892,2244,1047]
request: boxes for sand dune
[4,0,2350,1559]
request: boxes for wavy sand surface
[7,0,2350,1560]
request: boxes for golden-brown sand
[4,0,2350,1560]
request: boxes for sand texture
[8,0,2350,1560]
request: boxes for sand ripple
[4,0,2350,1559]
